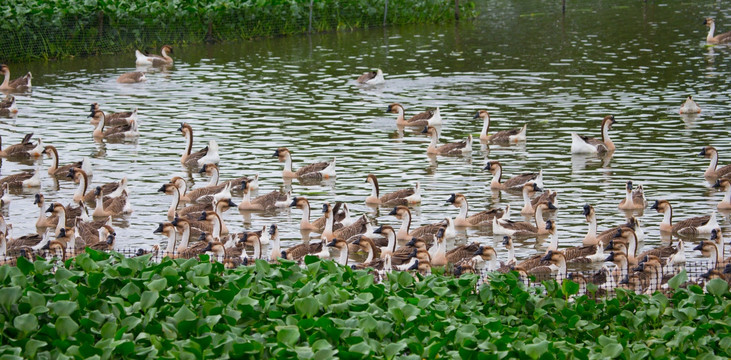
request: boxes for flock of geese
[1,18,731,295]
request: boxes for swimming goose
[4,225,42,255]
[290,197,334,233]
[704,18,731,44]
[356,69,385,85]
[330,215,369,243]
[582,204,638,246]
[474,110,527,144]
[446,193,504,227]
[0,95,18,116]
[694,241,724,270]
[42,145,90,177]
[326,238,350,266]
[446,242,481,266]
[372,225,416,265]
[235,232,262,263]
[177,123,209,167]
[484,161,543,190]
[618,181,647,210]
[699,146,731,179]
[170,218,210,258]
[69,168,127,203]
[91,111,139,140]
[421,126,472,155]
[365,174,421,205]
[88,106,137,127]
[197,140,219,166]
[281,237,329,262]
[389,205,445,241]
[531,250,567,280]
[651,200,719,235]
[0,64,32,91]
[273,147,336,179]
[116,71,147,84]
[135,45,174,66]
[74,215,111,247]
[238,180,288,211]
[197,163,257,195]
[0,167,41,188]
[36,196,80,229]
[679,95,701,114]
[88,231,116,251]
[570,115,616,154]
[713,179,731,210]
[0,133,34,158]
[387,103,442,127]
[519,182,543,215]
[153,222,178,256]
[92,186,132,217]
[493,202,556,236]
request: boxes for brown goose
[0,133,34,158]
[91,111,138,140]
[389,205,444,241]
[713,179,731,210]
[446,193,504,227]
[281,240,329,262]
[37,197,80,229]
[351,236,386,270]
[618,181,646,210]
[42,145,86,177]
[421,126,471,155]
[178,123,208,167]
[0,167,41,189]
[493,202,556,237]
[135,45,174,66]
[570,115,616,154]
[700,146,731,179]
[611,227,678,266]
[0,95,18,116]
[332,215,369,242]
[651,200,718,235]
[237,180,289,211]
[582,204,637,246]
[373,225,415,265]
[289,197,342,233]
[116,71,146,84]
[326,238,350,265]
[484,161,543,190]
[89,103,137,126]
[170,218,210,259]
[88,231,116,251]
[356,69,384,85]
[4,225,43,255]
[0,64,32,91]
[474,110,526,144]
[273,147,336,179]
[446,242,481,265]
[75,216,111,246]
[704,18,731,44]
[364,174,421,205]
[91,186,131,217]
[386,103,442,127]
[68,168,127,204]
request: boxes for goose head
[650,199,670,213]
[502,236,513,247]
[474,245,497,261]
[704,18,714,27]
[445,193,464,207]
[268,224,278,237]
[713,179,730,191]
[421,126,438,137]
[178,123,192,135]
[473,110,489,120]
[483,161,500,174]
[199,163,217,175]
[699,146,717,158]
[389,205,409,218]
[602,115,616,129]
[273,147,290,162]
[34,193,44,206]
[326,238,346,249]
[386,103,404,114]
[582,204,594,218]
[161,45,174,54]
[153,222,176,237]
[405,236,427,249]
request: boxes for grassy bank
[0,250,729,359]
[0,0,476,62]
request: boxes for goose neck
[457,200,469,220]
[480,114,490,138]
[707,22,716,42]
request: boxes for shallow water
[1,0,730,268]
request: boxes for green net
[0,0,476,62]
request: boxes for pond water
[2,0,730,268]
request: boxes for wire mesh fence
[0,0,475,61]
[2,247,728,298]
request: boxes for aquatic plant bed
[0,251,729,359]
[0,0,475,61]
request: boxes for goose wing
[467,208,503,226]
[410,224,442,245]
[391,246,415,265]
[102,195,127,215]
[580,135,608,152]
[333,216,368,240]
[638,245,677,265]
[407,109,435,123]
[498,219,538,234]
[672,215,711,233]
[379,188,415,204]
[488,128,523,143]
[284,242,313,261]
[52,161,84,177]
[9,73,31,88]
[446,242,480,264]
[715,164,731,178]
[186,183,227,203]
[437,140,469,155]
[503,172,539,189]
[252,191,284,209]
[184,146,209,167]
[0,172,33,187]
[83,181,120,202]
[7,233,42,251]
[565,245,597,262]
[353,258,385,270]
[531,191,557,208]
[177,202,212,217]
[356,71,377,84]
[296,161,330,177]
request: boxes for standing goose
[618,181,647,210]
[389,205,445,241]
[91,111,139,140]
[89,103,137,126]
[699,146,731,179]
[0,133,34,158]
[474,110,527,143]
[679,95,701,114]
[92,186,132,217]
[651,200,719,235]
[703,18,731,44]
[356,69,385,85]
[421,126,472,155]
[570,115,616,154]
[387,103,442,127]
[238,180,289,211]
[0,95,18,116]
[364,174,421,205]
[42,145,91,177]
[0,64,32,91]
[273,147,336,179]
[178,123,209,167]
[116,71,147,84]
[484,161,543,190]
[446,193,504,227]
[135,45,174,66]
[712,179,731,210]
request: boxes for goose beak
[605,252,615,262]
[386,105,393,112]
[227,199,237,207]
[693,242,704,251]
[406,238,416,247]
[388,207,398,215]
[106,234,115,244]
[33,194,40,204]
[66,168,75,178]
[547,202,557,210]
[582,204,591,216]
[326,239,337,247]
[272,150,279,157]
[612,229,623,238]
[604,241,614,251]
[177,123,184,132]
[472,111,480,119]
[436,228,445,239]
[408,248,417,258]
[541,252,552,262]
[198,165,207,174]
[322,204,328,213]
[268,225,276,236]
[408,260,419,270]
[619,276,629,285]
[650,200,659,210]
[502,236,510,246]
[373,225,383,234]
[353,236,362,246]
[45,204,54,213]
[157,184,167,193]
[421,126,428,134]
[198,232,208,241]
[703,18,708,25]
[712,180,721,189]
[202,242,213,252]
[699,148,707,156]
[280,251,287,259]
[532,183,541,192]
[711,229,718,241]
[289,198,297,207]
[198,212,208,221]
[474,246,484,255]
[153,223,164,234]
[483,162,491,170]
[446,194,456,204]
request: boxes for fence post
[562,0,566,14]
[309,0,314,33]
[383,0,388,26]
[454,0,460,20]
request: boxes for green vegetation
[0,250,729,359]
[0,0,476,61]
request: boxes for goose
[91,111,138,140]
[197,140,219,166]
[679,95,701,114]
[289,197,333,233]
[4,225,42,255]
[236,232,263,262]
[663,239,686,274]
[713,179,731,210]
[364,174,421,205]
[606,227,674,266]
[89,103,137,126]
[493,202,556,237]
[519,182,543,215]
[74,215,111,247]
[281,238,329,262]
[42,145,91,177]
[153,222,178,256]
[116,71,147,84]
[473,110,527,143]
[582,204,639,246]
[0,184,9,206]
[170,218,209,258]
[428,229,449,267]
[0,95,18,116]
[267,224,283,262]
[0,64,32,90]
[421,126,471,155]
[446,193,504,227]
[699,146,731,179]
[330,215,369,243]
[387,103,442,127]
[389,205,445,241]
[36,196,80,230]
[0,133,34,158]
[238,180,289,211]
[88,231,116,251]
[42,238,67,262]
[446,242,481,265]
[0,167,41,188]
[703,18,731,44]
[326,238,350,265]
[651,200,719,235]
[351,236,388,270]
[68,168,127,203]
[372,225,416,265]
[356,69,385,85]
[92,186,132,217]
[135,45,174,66]
[618,181,647,210]
[532,250,567,280]
[273,147,336,179]
[710,229,726,260]
[605,251,631,285]
[454,246,500,275]
[196,163,257,195]
[484,161,543,190]
[501,236,517,270]
[694,241,724,270]
[570,115,616,154]
[177,123,209,167]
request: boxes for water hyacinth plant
[0,250,729,358]
[0,0,477,61]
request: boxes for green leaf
[140,291,159,310]
[14,313,38,333]
[602,343,623,358]
[173,306,197,323]
[668,269,687,290]
[56,316,79,340]
[147,278,167,292]
[706,278,729,296]
[349,341,372,356]
[276,325,300,347]
[383,342,407,358]
[562,280,579,296]
[524,341,548,360]
[16,256,34,274]
[49,301,78,316]
[0,286,21,309]
[294,297,319,318]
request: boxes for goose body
[197,140,219,166]
[356,69,385,85]
[570,115,616,154]
[679,95,701,114]
[0,64,32,91]
[704,18,731,44]
[92,187,132,217]
[274,147,335,179]
[618,181,647,210]
[281,240,328,262]
[89,105,137,127]
[582,204,638,246]
[0,133,34,158]
[700,146,731,179]
[0,167,41,188]
[37,196,80,229]
[520,182,543,215]
[0,95,18,116]
[387,103,442,127]
[493,202,555,237]
[373,225,415,265]
[91,111,139,140]
[651,200,719,235]
[474,110,526,143]
[422,126,471,155]
[389,205,444,241]
[178,123,209,167]
[0,184,10,206]
[69,168,126,203]
[365,174,421,205]
[238,180,288,211]
[713,179,731,210]
[485,161,543,190]
[135,45,174,66]
[446,193,504,227]
[290,197,330,232]
[43,145,89,177]
[116,71,146,84]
